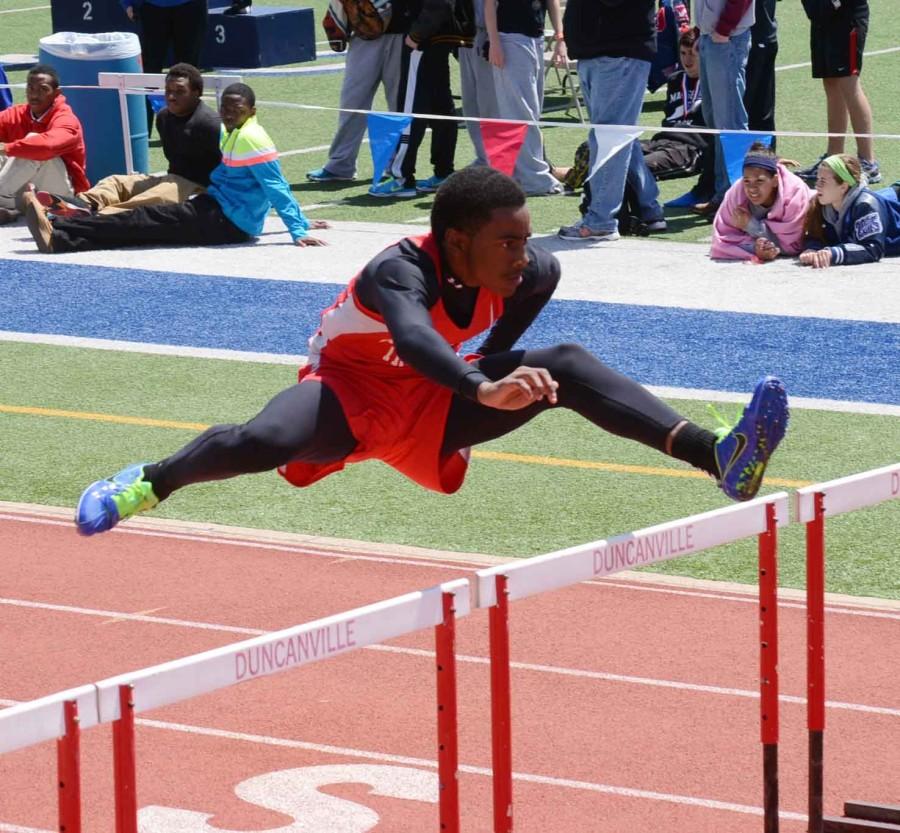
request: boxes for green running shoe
[75,463,159,536]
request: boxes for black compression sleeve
[372,260,491,397]
[477,247,560,355]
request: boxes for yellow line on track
[1,403,812,487]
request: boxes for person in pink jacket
[710,143,813,262]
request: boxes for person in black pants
[72,167,789,538]
[369,0,474,198]
[744,0,778,142]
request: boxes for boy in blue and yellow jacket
[23,83,328,254]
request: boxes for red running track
[1,505,899,832]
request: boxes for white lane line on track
[3,596,899,718]
[2,331,899,415]
[0,825,52,833]
[0,707,806,823]
[4,510,900,618]
[0,513,479,571]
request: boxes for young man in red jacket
[0,64,89,225]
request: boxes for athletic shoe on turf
[306,167,355,183]
[712,376,789,502]
[75,463,159,536]
[415,174,449,193]
[557,222,620,242]
[368,177,418,198]
[23,192,55,253]
[860,158,882,184]
[794,153,827,183]
[35,190,92,218]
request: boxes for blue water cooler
[38,32,149,185]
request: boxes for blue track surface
[3,258,899,404]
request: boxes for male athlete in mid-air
[75,167,789,535]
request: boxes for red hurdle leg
[807,492,826,833]
[435,591,460,833]
[489,574,512,833]
[113,684,138,833]
[57,699,81,833]
[759,502,780,833]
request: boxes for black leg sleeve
[440,343,687,457]
[145,380,358,501]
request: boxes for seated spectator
[23,83,328,253]
[0,64,88,225]
[711,143,812,262]
[800,154,900,268]
[37,64,220,218]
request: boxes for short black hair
[166,63,204,94]
[28,64,60,88]
[746,141,776,159]
[431,168,526,244]
[222,82,255,108]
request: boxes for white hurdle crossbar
[0,578,470,833]
[96,72,241,175]
[795,462,900,833]
[474,492,790,833]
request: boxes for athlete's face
[815,166,850,208]
[464,205,532,298]
[742,166,778,208]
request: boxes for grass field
[1,0,898,598]
[1,342,898,597]
[3,0,900,240]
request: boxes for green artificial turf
[1,342,898,598]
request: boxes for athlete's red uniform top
[280,234,505,493]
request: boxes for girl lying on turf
[710,143,813,263]
[800,154,900,268]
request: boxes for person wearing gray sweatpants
[307,31,406,182]
[458,0,497,166]
[484,0,565,195]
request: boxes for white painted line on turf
[2,331,897,415]
[0,330,305,364]
[0,5,50,13]
[775,45,900,72]
[3,595,899,717]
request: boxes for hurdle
[0,578,469,833]
[796,463,900,833]
[474,492,789,833]
[96,72,242,175]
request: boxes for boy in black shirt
[36,64,221,217]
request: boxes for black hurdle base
[824,802,900,832]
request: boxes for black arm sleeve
[371,259,491,398]
[476,245,561,355]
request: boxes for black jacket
[408,0,474,46]
[563,0,656,63]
